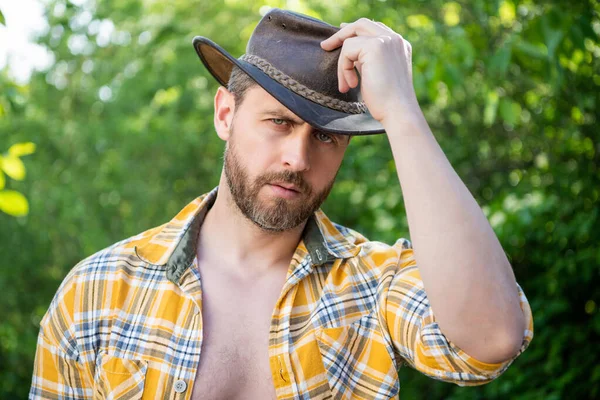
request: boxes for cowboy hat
[192,8,385,135]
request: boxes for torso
[191,255,288,400]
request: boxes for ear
[214,86,235,141]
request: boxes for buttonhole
[278,356,288,382]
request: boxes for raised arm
[321,17,532,364]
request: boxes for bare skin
[320,18,526,362]
[192,15,527,398]
[190,86,348,399]
[190,251,286,400]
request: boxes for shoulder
[38,224,171,359]
[41,224,168,326]
[67,223,167,283]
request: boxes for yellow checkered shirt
[30,188,533,399]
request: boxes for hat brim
[192,36,386,136]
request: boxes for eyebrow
[260,109,305,125]
[260,109,351,143]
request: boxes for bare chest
[191,261,287,400]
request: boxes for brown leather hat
[192,8,385,135]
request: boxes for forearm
[383,109,526,364]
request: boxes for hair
[227,65,258,108]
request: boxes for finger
[375,21,394,33]
[322,18,383,50]
[354,61,362,77]
[338,37,361,92]
[336,36,372,92]
[321,18,389,50]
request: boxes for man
[30,8,533,400]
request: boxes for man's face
[222,86,350,232]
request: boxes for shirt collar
[132,187,359,283]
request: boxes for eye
[315,131,334,143]
[270,118,288,126]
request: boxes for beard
[223,125,336,232]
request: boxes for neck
[197,174,307,274]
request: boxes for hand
[320,18,419,124]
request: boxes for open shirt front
[30,187,534,399]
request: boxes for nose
[280,128,311,172]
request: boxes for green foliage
[0,142,36,216]
[1,0,599,398]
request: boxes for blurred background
[1,0,598,398]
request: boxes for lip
[270,182,301,193]
[267,183,302,199]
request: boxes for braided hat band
[193,8,386,135]
[240,54,368,115]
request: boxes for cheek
[233,130,279,169]
[310,150,345,185]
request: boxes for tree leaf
[499,98,521,125]
[406,14,433,30]
[0,156,26,180]
[0,170,4,190]
[442,2,461,27]
[484,90,499,126]
[489,40,512,77]
[499,0,516,27]
[514,38,547,59]
[0,190,29,216]
[8,142,36,157]
[0,9,5,26]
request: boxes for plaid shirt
[30,188,533,399]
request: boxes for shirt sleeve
[384,239,534,386]
[29,270,95,399]
[29,330,94,399]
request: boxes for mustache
[255,170,311,194]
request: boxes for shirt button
[315,249,323,261]
[174,379,187,393]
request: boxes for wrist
[381,102,429,138]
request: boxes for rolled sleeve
[384,239,534,386]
